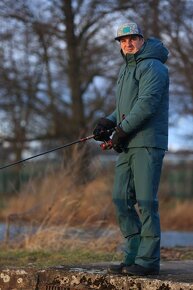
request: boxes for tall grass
[1,146,193,251]
[1,146,120,251]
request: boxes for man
[93,22,169,276]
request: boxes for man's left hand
[112,126,128,153]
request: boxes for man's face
[120,35,144,55]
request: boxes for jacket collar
[121,49,137,65]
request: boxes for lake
[0,222,193,248]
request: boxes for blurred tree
[0,0,126,182]
[0,0,193,176]
[0,14,44,163]
[161,0,193,118]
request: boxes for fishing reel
[100,139,113,150]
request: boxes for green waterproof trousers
[112,147,165,270]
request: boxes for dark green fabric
[108,37,169,150]
[106,36,169,270]
[112,147,165,269]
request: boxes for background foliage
[0,1,193,254]
[0,0,193,163]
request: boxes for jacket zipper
[117,63,128,122]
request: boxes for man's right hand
[111,126,128,153]
[93,118,115,141]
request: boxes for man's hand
[112,126,128,153]
[93,118,115,141]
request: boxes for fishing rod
[0,135,95,170]
[0,129,115,170]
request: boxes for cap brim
[114,33,143,41]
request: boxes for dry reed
[1,145,193,251]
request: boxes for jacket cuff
[121,119,132,134]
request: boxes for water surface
[0,223,193,248]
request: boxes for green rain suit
[107,38,169,271]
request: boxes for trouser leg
[112,154,141,264]
[132,148,165,270]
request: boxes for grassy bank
[0,247,193,268]
[0,248,120,267]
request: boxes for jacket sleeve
[107,110,117,124]
[120,60,169,134]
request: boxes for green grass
[0,248,122,268]
[1,247,193,269]
[1,246,193,270]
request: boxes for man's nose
[125,38,132,44]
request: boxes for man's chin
[125,51,135,55]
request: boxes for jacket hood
[135,37,169,64]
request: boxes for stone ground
[0,260,193,289]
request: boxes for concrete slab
[0,260,193,289]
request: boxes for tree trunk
[61,0,91,183]
[62,0,85,137]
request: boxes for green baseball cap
[115,22,143,41]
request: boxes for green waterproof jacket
[107,37,169,150]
